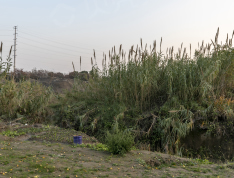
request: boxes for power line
[17,52,90,65]
[18,41,92,58]
[12,29,105,72]
[0,35,12,36]
[16,56,85,69]
[0,40,14,42]
[18,30,104,52]
[18,29,53,37]
[0,30,13,31]
[17,48,91,60]
[15,62,73,71]
[0,44,13,46]
[19,29,104,51]
[17,51,92,70]
[16,60,75,68]
[18,36,95,55]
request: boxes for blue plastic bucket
[73,135,82,145]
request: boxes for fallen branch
[146,114,158,136]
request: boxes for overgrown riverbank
[1,28,234,161]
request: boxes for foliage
[0,43,12,77]
[105,124,135,155]
[1,130,26,137]
[136,158,146,166]
[2,28,234,156]
[0,43,54,123]
[72,143,108,151]
[195,158,212,165]
[52,29,234,154]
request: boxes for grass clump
[105,123,134,155]
[1,130,26,137]
[72,143,108,151]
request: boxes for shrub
[105,128,134,155]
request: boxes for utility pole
[13,26,17,74]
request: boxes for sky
[1,0,234,73]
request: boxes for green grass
[1,130,26,137]
[72,143,108,151]
[0,137,234,178]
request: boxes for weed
[72,143,108,151]
[136,158,146,166]
[105,126,134,155]
[1,130,25,137]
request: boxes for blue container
[73,135,82,145]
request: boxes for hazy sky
[1,0,234,73]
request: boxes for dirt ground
[1,123,234,178]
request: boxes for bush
[105,128,134,155]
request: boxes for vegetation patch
[145,154,212,169]
[2,28,234,164]
[1,130,26,137]
[48,28,234,159]
[1,139,234,178]
[105,124,135,155]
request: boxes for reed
[55,28,234,153]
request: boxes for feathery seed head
[140,38,143,49]
[93,49,96,59]
[9,46,12,57]
[160,37,162,52]
[72,61,75,72]
[80,56,81,71]
[0,42,2,54]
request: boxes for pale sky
[1,0,234,73]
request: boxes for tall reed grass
[55,28,234,153]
